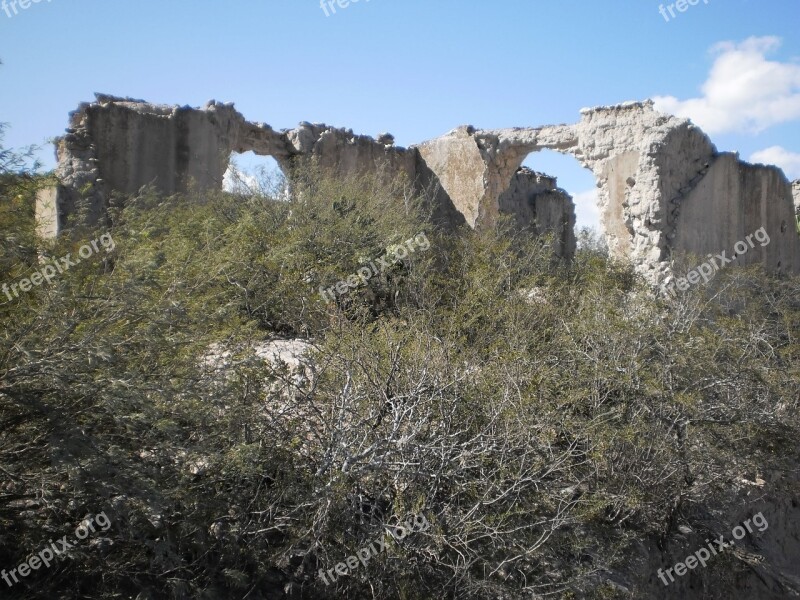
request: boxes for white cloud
[750,146,800,180]
[572,188,601,232]
[223,164,259,194]
[653,36,800,134]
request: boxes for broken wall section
[42,96,800,284]
[414,126,490,229]
[673,157,800,275]
[50,95,249,232]
[45,96,597,261]
[569,102,717,281]
[43,95,421,235]
[498,167,576,257]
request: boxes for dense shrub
[1,156,799,599]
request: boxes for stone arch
[495,148,607,258]
[413,124,579,232]
[45,96,800,285]
[522,150,599,230]
[223,151,288,197]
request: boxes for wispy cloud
[223,164,260,194]
[750,146,800,180]
[653,36,800,134]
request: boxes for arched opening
[520,150,600,233]
[497,149,602,256]
[223,151,288,198]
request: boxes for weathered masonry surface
[39,94,800,286]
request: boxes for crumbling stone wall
[498,167,576,258]
[48,94,416,232]
[414,101,800,284]
[415,123,579,232]
[42,95,800,286]
[673,156,798,275]
[52,95,246,229]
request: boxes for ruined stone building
[38,94,800,286]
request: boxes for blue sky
[1,0,799,230]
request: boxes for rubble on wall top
[580,99,656,114]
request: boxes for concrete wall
[43,95,800,285]
[599,151,639,261]
[498,167,576,257]
[35,187,59,239]
[86,102,238,196]
[45,94,420,233]
[415,126,489,229]
[675,154,800,274]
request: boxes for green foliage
[0,152,798,599]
